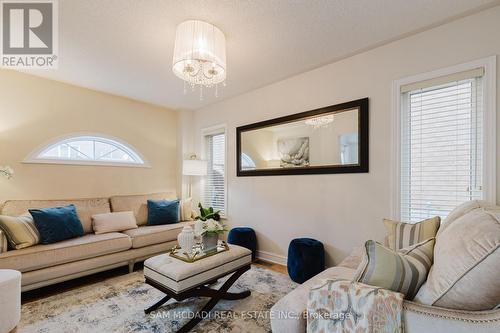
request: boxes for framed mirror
[236,98,368,176]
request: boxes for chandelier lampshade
[172,20,226,97]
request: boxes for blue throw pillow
[147,199,179,225]
[29,204,84,244]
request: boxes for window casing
[394,58,496,222]
[25,134,147,167]
[203,127,226,216]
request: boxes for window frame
[201,124,228,218]
[24,132,150,168]
[391,57,496,220]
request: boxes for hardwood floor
[253,259,288,274]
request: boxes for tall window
[25,134,147,167]
[203,129,226,215]
[399,67,488,222]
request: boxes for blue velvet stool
[287,238,325,283]
[227,227,257,261]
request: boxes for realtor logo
[1,0,58,68]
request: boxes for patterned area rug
[19,265,297,333]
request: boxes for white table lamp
[182,156,207,197]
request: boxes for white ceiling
[24,0,499,110]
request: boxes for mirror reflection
[240,108,359,171]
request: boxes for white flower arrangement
[202,218,226,235]
[0,166,13,179]
[195,203,227,236]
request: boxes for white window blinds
[400,70,484,222]
[204,132,226,215]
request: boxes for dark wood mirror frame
[236,97,369,176]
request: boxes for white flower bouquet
[202,218,226,236]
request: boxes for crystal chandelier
[172,20,226,100]
[304,115,335,129]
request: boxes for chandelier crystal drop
[172,20,226,100]
[304,115,335,129]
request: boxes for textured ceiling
[22,0,499,110]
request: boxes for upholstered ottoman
[143,244,252,333]
[287,238,325,283]
[0,269,21,333]
[228,227,257,260]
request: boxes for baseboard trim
[256,250,287,266]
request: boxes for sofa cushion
[0,232,131,272]
[29,205,84,244]
[92,211,138,234]
[383,216,440,250]
[414,203,500,310]
[122,222,193,248]
[110,192,176,226]
[0,214,39,249]
[437,200,496,236]
[0,198,110,234]
[354,238,435,300]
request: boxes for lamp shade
[183,159,207,176]
[172,20,226,86]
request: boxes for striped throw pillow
[354,238,435,300]
[0,229,7,253]
[384,216,440,250]
[0,214,40,249]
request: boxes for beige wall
[0,70,178,204]
[191,6,500,266]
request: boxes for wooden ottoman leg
[144,295,171,314]
[177,265,251,333]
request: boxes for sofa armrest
[403,301,500,333]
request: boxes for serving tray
[169,241,230,263]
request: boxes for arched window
[241,153,256,170]
[25,134,148,167]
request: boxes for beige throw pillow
[180,197,194,221]
[354,238,435,300]
[92,211,138,235]
[414,203,500,310]
[384,216,440,250]
[0,214,40,249]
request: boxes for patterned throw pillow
[0,214,40,249]
[384,216,440,250]
[308,279,404,333]
[354,238,435,299]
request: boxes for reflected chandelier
[305,115,335,129]
[172,20,226,100]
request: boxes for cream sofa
[0,192,193,291]
[270,250,500,332]
[271,201,500,333]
